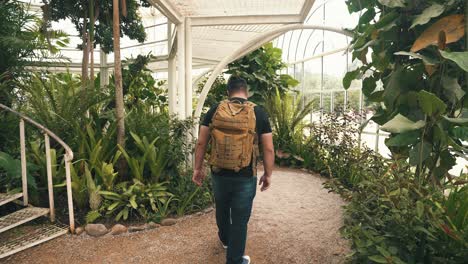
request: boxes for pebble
[203,207,214,214]
[146,222,160,229]
[75,227,84,235]
[160,218,177,226]
[110,224,128,235]
[128,225,146,233]
[85,224,108,237]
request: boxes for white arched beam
[193,24,353,131]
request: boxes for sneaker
[242,256,251,264]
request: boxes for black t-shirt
[201,97,272,177]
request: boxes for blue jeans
[211,174,257,264]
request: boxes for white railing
[0,104,75,233]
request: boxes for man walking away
[192,76,275,264]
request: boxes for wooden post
[19,119,28,206]
[65,159,75,233]
[44,134,55,222]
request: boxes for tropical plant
[0,151,38,194]
[97,180,173,222]
[265,89,317,165]
[339,160,468,263]
[113,53,169,109]
[117,132,168,183]
[343,0,467,187]
[169,170,213,217]
[227,42,299,105]
[18,72,110,147]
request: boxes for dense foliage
[344,0,467,185]
[295,112,468,263]
[199,42,299,108]
[331,0,468,262]
[1,52,212,225]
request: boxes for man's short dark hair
[227,76,247,93]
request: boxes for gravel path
[2,168,349,264]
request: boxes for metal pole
[344,49,349,111]
[44,134,55,222]
[320,3,325,115]
[168,22,177,116]
[301,61,305,109]
[185,17,192,118]
[19,119,28,206]
[65,159,75,233]
[177,22,186,118]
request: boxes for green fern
[85,210,101,223]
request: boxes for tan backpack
[209,99,258,175]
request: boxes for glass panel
[322,92,331,112]
[347,90,361,111]
[333,91,345,112]
[303,58,322,92]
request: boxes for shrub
[303,110,385,190]
[340,161,468,263]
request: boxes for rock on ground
[84,224,108,237]
[110,224,127,236]
[160,218,177,226]
[74,227,84,235]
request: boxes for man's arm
[192,125,210,186]
[259,133,274,191]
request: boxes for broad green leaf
[368,255,388,263]
[444,116,468,125]
[376,246,391,258]
[418,90,447,116]
[439,149,457,169]
[368,90,384,102]
[129,195,138,209]
[381,114,426,133]
[414,226,437,239]
[382,68,403,109]
[362,76,377,96]
[442,76,465,105]
[452,127,468,140]
[440,50,468,72]
[394,51,438,65]
[375,11,399,30]
[108,201,120,211]
[392,256,406,264]
[389,188,400,196]
[343,69,361,89]
[410,4,445,29]
[378,0,405,8]
[386,130,420,147]
[409,142,432,166]
[416,201,424,218]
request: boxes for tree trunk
[113,0,125,152]
[81,10,89,88]
[89,0,95,87]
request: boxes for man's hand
[259,174,271,192]
[193,126,210,187]
[192,169,205,186]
